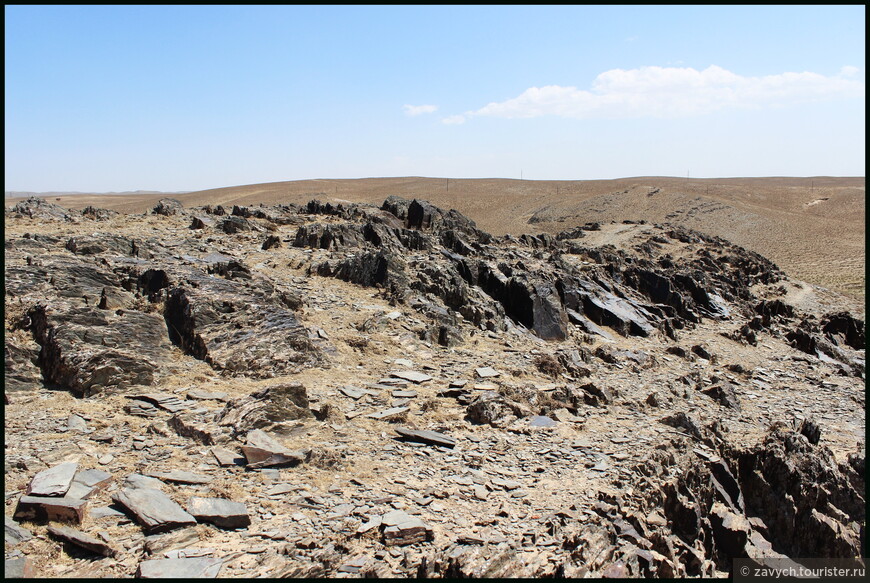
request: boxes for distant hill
[5,190,190,198]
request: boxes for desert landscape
[23,176,865,302]
[4,177,865,577]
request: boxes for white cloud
[446,65,865,122]
[440,114,467,125]
[403,104,438,116]
[840,65,860,77]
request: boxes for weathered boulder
[152,198,183,216]
[216,384,314,438]
[220,216,252,234]
[163,273,321,376]
[28,304,173,396]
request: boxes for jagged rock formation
[3,196,864,578]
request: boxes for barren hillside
[3,194,864,577]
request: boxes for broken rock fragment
[137,557,224,578]
[216,384,313,438]
[240,429,306,468]
[145,470,213,485]
[5,516,33,544]
[26,461,77,496]
[111,487,197,534]
[381,510,433,546]
[66,468,113,500]
[394,427,456,448]
[48,525,117,557]
[14,496,88,524]
[186,497,251,529]
[389,370,432,384]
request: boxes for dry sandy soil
[15,176,864,302]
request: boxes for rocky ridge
[4,195,865,577]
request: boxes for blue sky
[5,5,865,192]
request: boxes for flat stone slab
[14,495,87,524]
[241,429,306,468]
[389,371,432,384]
[126,393,188,413]
[492,478,522,490]
[137,557,224,578]
[339,385,368,399]
[186,497,250,529]
[394,427,456,449]
[125,399,160,417]
[186,389,229,401]
[112,487,197,534]
[26,462,78,496]
[66,468,113,499]
[145,470,213,485]
[529,415,558,428]
[210,447,246,467]
[91,506,127,519]
[381,510,433,546]
[365,407,409,420]
[5,557,35,578]
[391,390,418,398]
[5,516,33,544]
[475,367,501,378]
[67,413,89,432]
[48,525,116,557]
[124,473,167,490]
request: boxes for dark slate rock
[529,415,558,428]
[702,383,741,410]
[365,407,409,421]
[9,196,71,221]
[28,305,173,396]
[216,384,313,438]
[111,487,197,534]
[48,525,116,557]
[240,429,306,468]
[389,370,432,384]
[137,557,223,578]
[395,427,456,449]
[66,468,113,500]
[123,473,166,490]
[5,516,33,544]
[14,496,88,524]
[186,497,251,529]
[163,275,321,376]
[26,462,78,497]
[126,392,188,413]
[381,510,433,546]
[211,447,246,467]
[5,557,35,578]
[4,336,43,392]
[145,470,213,485]
[153,198,183,216]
